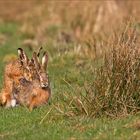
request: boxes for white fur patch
[11,99,17,107]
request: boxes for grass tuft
[53,23,140,119]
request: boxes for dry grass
[52,22,140,118]
[0,0,140,43]
[91,23,140,117]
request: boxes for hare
[0,47,40,107]
[12,51,51,110]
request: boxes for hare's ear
[17,48,23,59]
[18,48,24,65]
[33,52,41,70]
[36,46,43,63]
[17,48,29,65]
[42,52,48,71]
[37,47,43,58]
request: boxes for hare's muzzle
[41,83,49,88]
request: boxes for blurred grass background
[0,0,140,139]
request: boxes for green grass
[0,106,140,140]
[0,22,140,140]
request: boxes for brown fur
[0,60,24,107]
[0,48,51,110]
[14,51,51,110]
[14,78,51,111]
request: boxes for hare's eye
[19,78,26,83]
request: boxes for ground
[0,21,140,140]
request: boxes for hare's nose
[41,83,49,88]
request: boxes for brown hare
[12,51,51,110]
[0,48,32,107]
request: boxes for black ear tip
[37,47,43,57]
[17,48,23,54]
[17,48,23,51]
[17,48,23,55]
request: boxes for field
[0,1,140,140]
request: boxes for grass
[0,19,140,140]
[0,106,140,140]
[86,24,140,118]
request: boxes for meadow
[0,1,140,140]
